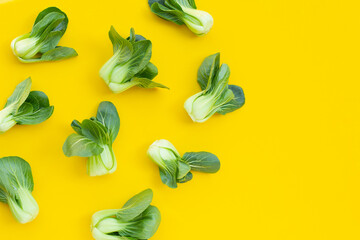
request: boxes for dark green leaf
[197,53,220,91]
[159,163,178,188]
[134,62,158,80]
[116,189,153,221]
[176,0,197,8]
[81,119,110,145]
[71,120,82,135]
[33,7,68,35]
[62,134,103,157]
[150,2,185,25]
[96,101,120,144]
[15,102,33,116]
[177,171,193,183]
[217,85,245,115]
[124,40,153,79]
[182,152,220,173]
[39,31,63,54]
[149,0,165,7]
[30,12,65,39]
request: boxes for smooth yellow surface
[0,0,359,239]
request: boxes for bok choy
[100,27,168,93]
[148,139,220,188]
[62,101,120,176]
[184,53,245,123]
[0,78,54,134]
[148,0,213,35]
[91,189,161,240]
[11,7,77,63]
[0,156,39,224]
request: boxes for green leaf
[109,26,133,56]
[81,119,110,145]
[217,85,245,115]
[118,206,161,239]
[96,101,120,144]
[124,40,153,79]
[116,189,153,221]
[182,152,220,173]
[71,120,83,135]
[30,12,65,39]
[177,160,191,179]
[130,77,169,89]
[39,46,78,62]
[14,106,54,125]
[150,2,185,25]
[63,134,103,157]
[176,0,197,9]
[177,171,193,183]
[197,53,220,91]
[134,62,158,80]
[16,102,33,116]
[5,78,32,113]
[159,164,178,188]
[0,156,34,200]
[0,189,7,203]
[33,7,68,35]
[26,91,50,110]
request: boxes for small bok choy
[100,27,168,93]
[0,156,39,224]
[148,0,213,35]
[11,7,77,63]
[184,53,245,123]
[0,78,54,134]
[148,139,220,188]
[91,189,161,240]
[63,101,120,176]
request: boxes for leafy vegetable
[0,78,54,134]
[91,189,161,240]
[62,101,120,176]
[0,156,39,224]
[100,27,168,93]
[148,0,213,35]
[184,53,245,123]
[147,139,220,188]
[11,7,77,63]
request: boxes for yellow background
[0,0,359,239]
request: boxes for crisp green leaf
[182,152,220,173]
[14,106,54,125]
[96,101,120,144]
[131,77,169,89]
[150,2,185,25]
[197,53,220,91]
[71,120,83,135]
[26,91,50,110]
[217,85,245,115]
[40,47,78,62]
[33,7,68,35]
[177,160,191,179]
[176,0,197,8]
[116,189,153,221]
[134,62,158,80]
[16,103,33,116]
[177,171,193,183]
[159,164,178,188]
[0,189,7,203]
[30,12,65,39]
[0,157,34,199]
[118,206,161,239]
[109,26,133,56]
[63,134,103,157]
[124,40,152,79]
[81,119,110,145]
[5,78,32,112]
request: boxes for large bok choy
[148,0,213,35]
[11,7,77,63]
[184,53,245,123]
[0,156,39,224]
[91,189,161,240]
[0,78,54,134]
[100,27,168,93]
[148,139,220,188]
[63,101,120,176]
